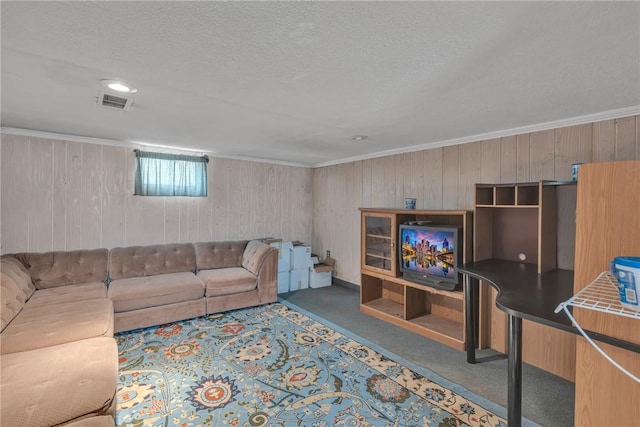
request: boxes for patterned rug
[115,302,509,427]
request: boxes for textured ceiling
[2,1,639,166]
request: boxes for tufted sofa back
[1,256,36,331]
[11,249,108,289]
[194,241,249,270]
[109,243,196,280]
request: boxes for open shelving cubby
[359,208,472,351]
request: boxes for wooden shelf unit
[359,209,472,351]
[474,181,578,380]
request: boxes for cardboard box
[277,270,290,294]
[309,257,335,289]
[289,267,310,291]
[309,270,332,288]
[265,239,293,272]
[290,242,312,269]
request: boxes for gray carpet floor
[280,284,574,427]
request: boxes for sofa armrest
[242,241,278,303]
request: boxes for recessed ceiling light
[100,79,138,94]
[351,135,368,141]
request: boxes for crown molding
[3,105,638,169]
[0,127,311,168]
[311,105,640,168]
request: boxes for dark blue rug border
[278,297,540,427]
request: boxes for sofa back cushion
[11,249,108,289]
[109,243,196,280]
[1,256,36,331]
[195,241,248,270]
[242,240,275,275]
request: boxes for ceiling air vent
[97,91,134,110]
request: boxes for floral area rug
[115,302,508,427]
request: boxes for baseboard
[332,277,359,291]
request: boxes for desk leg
[464,274,476,364]
[508,315,522,427]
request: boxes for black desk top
[459,259,575,333]
[459,259,640,353]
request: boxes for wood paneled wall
[313,116,640,284]
[2,115,637,267]
[0,134,313,254]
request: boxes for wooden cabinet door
[361,212,397,276]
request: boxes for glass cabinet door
[362,212,396,276]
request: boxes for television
[398,223,462,291]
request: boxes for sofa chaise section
[1,253,117,426]
[1,249,114,354]
[108,243,206,332]
[195,240,278,313]
[0,337,118,427]
[1,297,113,354]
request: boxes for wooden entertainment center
[359,208,472,350]
[359,181,577,368]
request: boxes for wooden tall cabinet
[573,160,640,426]
[359,209,472,350]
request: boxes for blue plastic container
[612,256,640,311]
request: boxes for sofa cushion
[109,243,196,280]
[0,298,114,354]
[11,249,108,289]
[198,267,257,297]
[241,240,275,275]
[108,272,204,312]
[0,337,117,427]
[195,240,248,270]
[1,256,36,332]
[26,282,108,308]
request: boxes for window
[134,149,208,197]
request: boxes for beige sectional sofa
[0,240,278,426]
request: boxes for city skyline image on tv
[400,228,456,279]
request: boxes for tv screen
[399,224,461,290]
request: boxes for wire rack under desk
[555,271,639,383]
[558,271,640,320]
